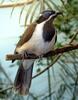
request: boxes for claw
[21,52,28,61]
[38,54,43,59]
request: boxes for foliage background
[0,0,78,100]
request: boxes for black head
[41,10,56,18]
[36,10,62,23]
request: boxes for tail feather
[14,62,33,95]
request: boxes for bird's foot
[21,52,29,61]
[21,52,36,60]
[38,54,43,59]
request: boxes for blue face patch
[41,10,55,18]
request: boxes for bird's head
[36,10,62,23]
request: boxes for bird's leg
[38,54,43,59]
[21,51,29,61]
[21,51,36,60]
[24,52,30,57]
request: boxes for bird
[12,10,62,95]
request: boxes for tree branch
[6,42,78,61]
[0,86,13,93]
[0,0,34,8]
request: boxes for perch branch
[6,42,78,61]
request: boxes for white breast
[27,21,56,56]
[17,21,56,56]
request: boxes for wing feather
[16,23,37,48]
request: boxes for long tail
[14,60,34,95]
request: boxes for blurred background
[0,0,78,100]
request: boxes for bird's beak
[50,12,63,19]
[56,12,63,16]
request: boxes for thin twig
[70,31,78,43]
[0,64,12,84]
[42,91,55,100]
[32,55,60,79]
[0,86,13,93]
